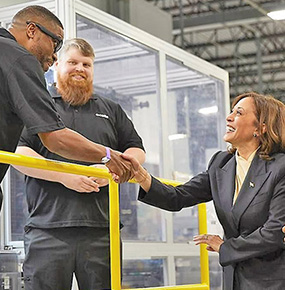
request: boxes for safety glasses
[26,21,63,53]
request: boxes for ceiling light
[168,134,187,141]
[267,9,285,20]
[198,106,218,115]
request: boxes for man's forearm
[39,128,106,163]
[14,146,100,193]
[39,128,133,183]
[14,146,69,182]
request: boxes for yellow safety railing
[0,150,209,290]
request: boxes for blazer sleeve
[137,151,225,211]
[219,166,285,266]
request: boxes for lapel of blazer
[232,154,271,228]
[216,155,238,236]
[216,156,236,212]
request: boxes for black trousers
[23,227,112,290]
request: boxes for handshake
[58,149,151,194]
[105,149,149,185]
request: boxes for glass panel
[165,57,226,244]
[122,259,165,288]
[120,184,164,241]
[76,14,165,242]
[9,168,27,242]
[166,56,226,178]
[173,207,199,242]
[175,256,222,290]
[166,57,225,285]
[175,256,200,285]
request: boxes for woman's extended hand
[120,153,152,191]
[193,234,224,252]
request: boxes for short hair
[12,5,63,29]
[58,38,95,60]
[228,92,285,159]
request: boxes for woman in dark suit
[123,92,285,290]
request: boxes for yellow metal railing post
[109,179,121,290]
[198,203,210,287]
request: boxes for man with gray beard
[14,38,145,290]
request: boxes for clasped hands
[60,151,147,193]
[59,164,108,193]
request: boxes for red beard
[57,72,93,106]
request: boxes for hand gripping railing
[0,150,210,290]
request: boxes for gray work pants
[23,227,112,290]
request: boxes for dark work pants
[23,227,112,290]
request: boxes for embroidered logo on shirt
[95,113,109,119]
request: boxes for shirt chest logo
[95,113,109,119]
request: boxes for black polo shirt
[0,28,65,186]
[19,86,144,228]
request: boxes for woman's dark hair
[228,92,285,160]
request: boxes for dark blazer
[138,151,285,290]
